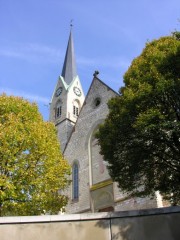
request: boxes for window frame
[73,100,80,117]
[72,162,79,201]
[55,100,62,119]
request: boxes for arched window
[55,100,62,118]
[72,163,79,200]
[73,100,80,117]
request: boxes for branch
[153,152,180,173]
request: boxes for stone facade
[63,77,117,213]
[63,77,158,213]
[49,30,162,214]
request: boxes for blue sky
[0,0,179,120]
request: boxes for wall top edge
[0,206,180,224]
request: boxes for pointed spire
[61,29,77,85]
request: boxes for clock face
[73,87,81,96]
[56,87,62,97]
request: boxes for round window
[94,98,101,107]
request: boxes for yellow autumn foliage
[0,94,70,216]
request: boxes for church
[49,29,163,213]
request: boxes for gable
[64,76,118,153]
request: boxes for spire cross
[70,19,73,28]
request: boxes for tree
[0,94,70,216]
[96,32,180,205]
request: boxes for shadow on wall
[111,222,132,240]
[95,215,132,240]
[95,208,180,240]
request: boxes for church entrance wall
[90,183,114,212]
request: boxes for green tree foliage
[0,94,70,216]
[96,32,180,205]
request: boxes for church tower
[49,29,85,152]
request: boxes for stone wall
[63,77,158,213]
[1,207,180,240]
[64,77,118,213]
